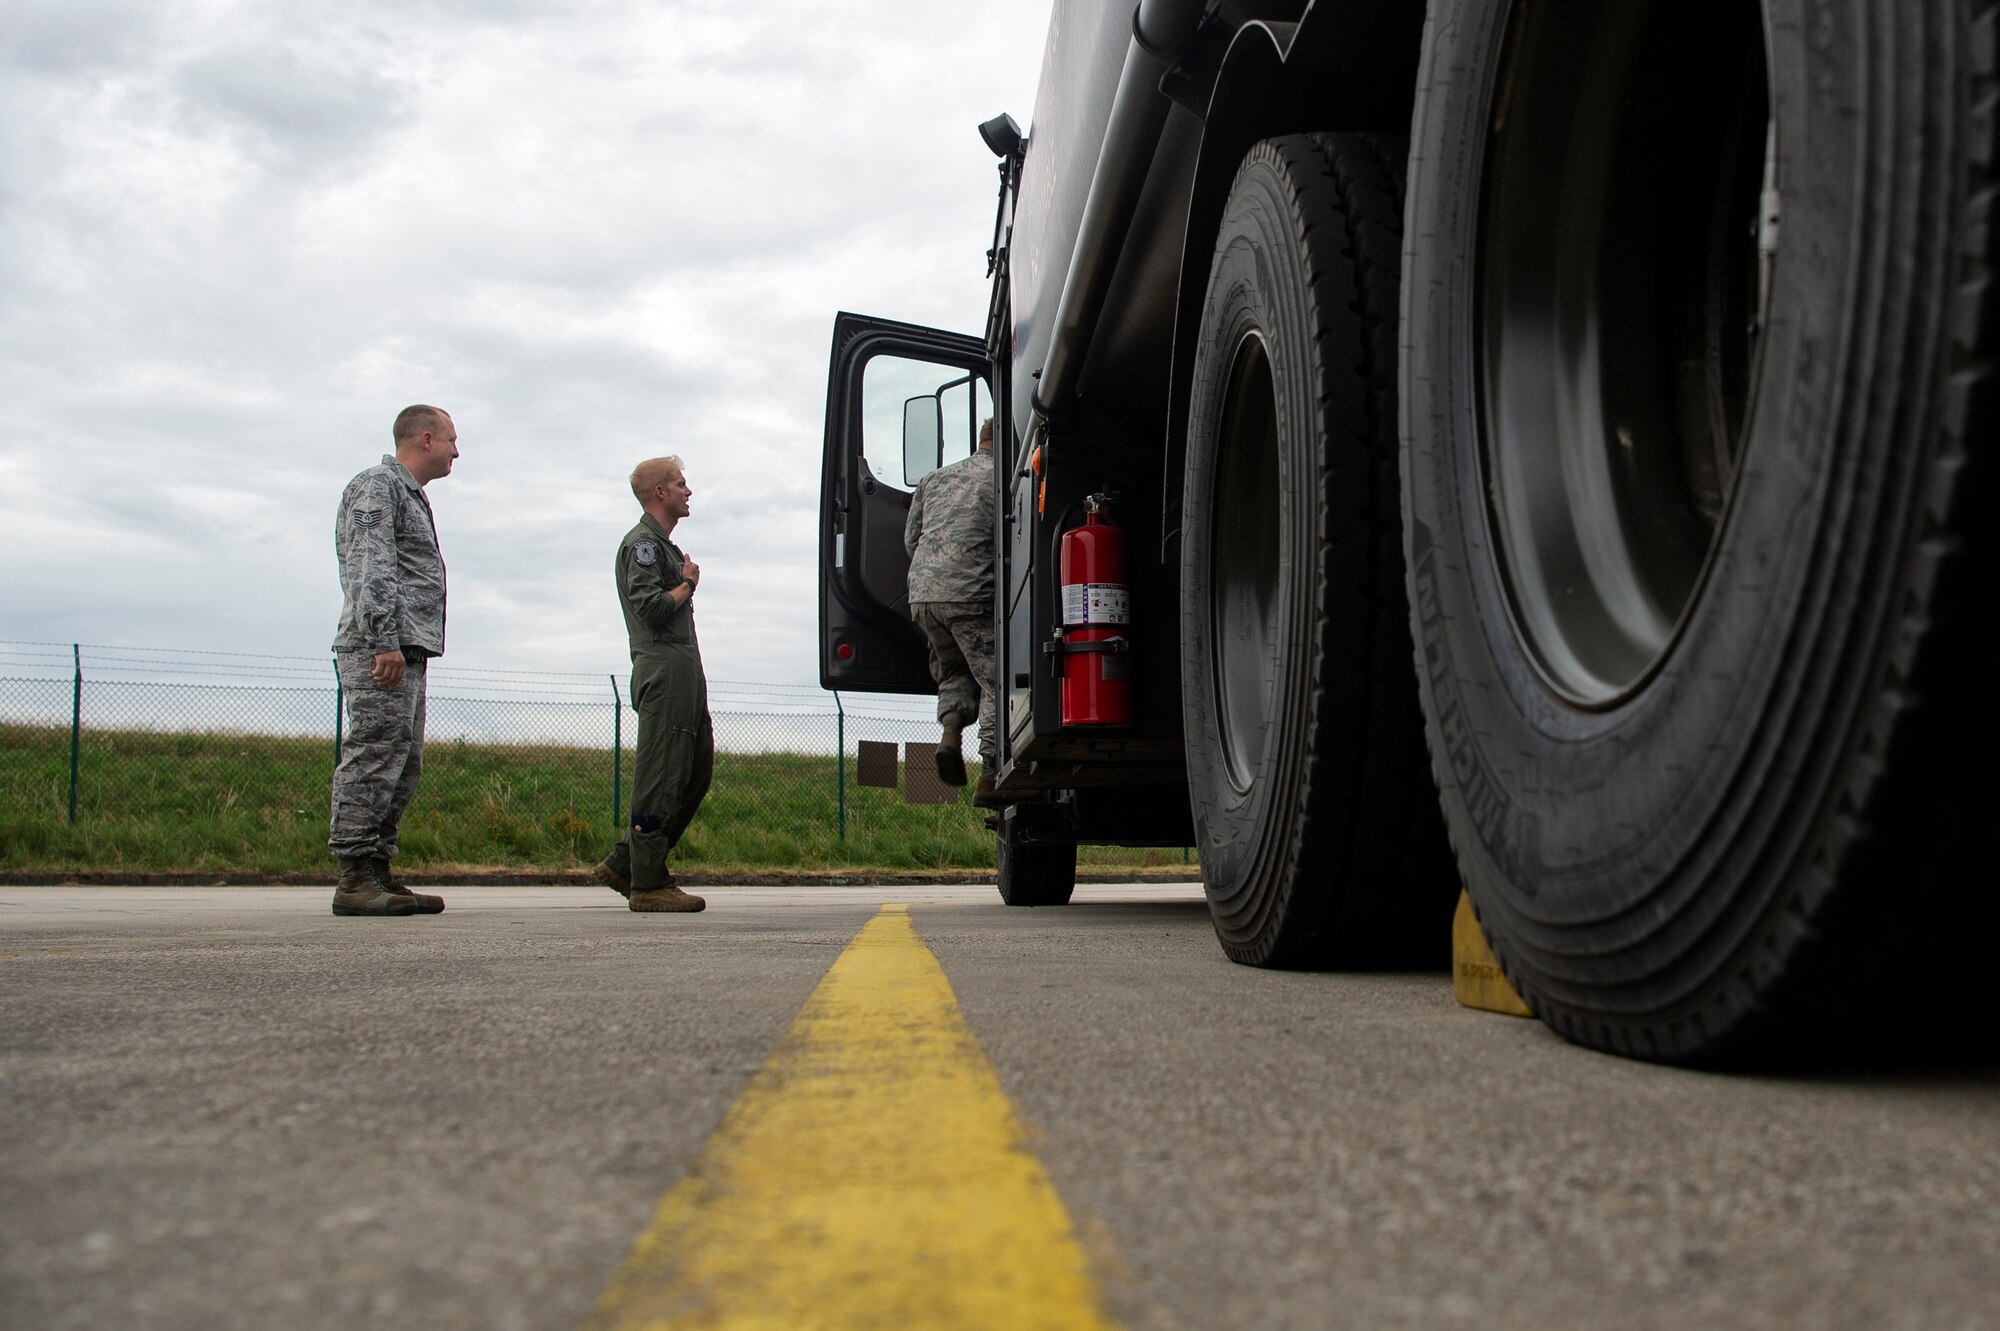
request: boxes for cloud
[172,43,407,167]
[0,0,162,76]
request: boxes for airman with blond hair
[593,455,713,912]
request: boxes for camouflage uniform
[328,455,446,861]
[905,449,997,768]
[600,514,713,893]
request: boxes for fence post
[610,674,623,830]
[835,691,845,841]
[331,655,343,767]
[67,644,81,825]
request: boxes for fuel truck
[817,0,1994,1065]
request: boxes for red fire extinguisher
[1058,494,1133,725]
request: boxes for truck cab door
[819,311,992,693]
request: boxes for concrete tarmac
[2,885,1995,1330]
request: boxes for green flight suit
[604,513,713,892]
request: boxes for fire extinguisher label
[1062,583,1130,625]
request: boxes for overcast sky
[0,0,1052,691]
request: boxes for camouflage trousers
[912,601,996,768]
[327,651,427,861]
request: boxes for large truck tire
[1181,133,1460,968]
[1401,0,1997,1063]
[995,812,1077,907]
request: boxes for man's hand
[372,651,406,688]
[681,558,700,590]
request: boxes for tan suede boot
[591,860,633,899]
[332,857,418,917]
[629,885,706,913]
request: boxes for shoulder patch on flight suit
[634,541,658,566]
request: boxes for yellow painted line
[585,904,1121,1331]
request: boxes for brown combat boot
[629,885,706,913]
[371,857,444,913]
[591,859,633,899]
[935,712,968,787]
[332,857,418,917]
[972,772,1005,809]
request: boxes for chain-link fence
[0,641,1052,874]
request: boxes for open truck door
[818,311,991,693]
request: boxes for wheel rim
[1209,332,1282,794]
[1478,0,1773,706]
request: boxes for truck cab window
[862,353,993,490]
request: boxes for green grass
[0,724,1196,876]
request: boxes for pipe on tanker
[1034,0,1209,422]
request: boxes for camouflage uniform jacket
[903,449,995,604]
[617,513,702,667]
[333,455,446,657]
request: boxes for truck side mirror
[902,395,943,487]
[979,112,1024,159]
